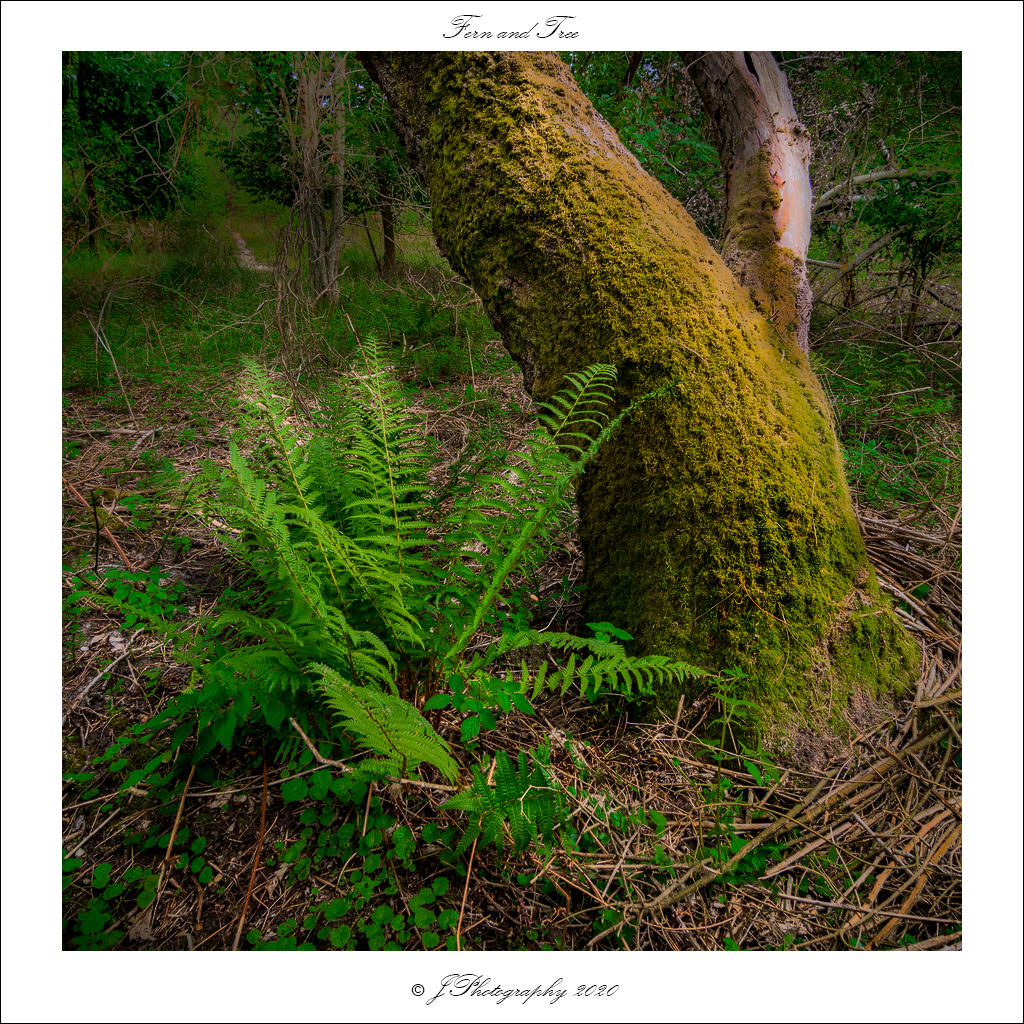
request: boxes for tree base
[640,574,920,758]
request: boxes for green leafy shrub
[65,565,188,632]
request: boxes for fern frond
[441,367,624,657]
[440,748,566,855]
[464,628,707,701]
[216,442,332,620]
[347,337,434,546]
[314,663,459,783]
[283,500,421,654]
[538,364,618,455]
[211,606,298,635]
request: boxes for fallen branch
[589,729,950,945]
[62,476,136,570]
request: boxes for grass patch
[812,314,961,519]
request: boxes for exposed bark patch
[685,52,814,352]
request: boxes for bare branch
[815,167,952,210]
[812,230,898,301]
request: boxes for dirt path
[231,231,272,271]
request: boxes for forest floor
[61,236,962,952]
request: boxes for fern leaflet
[314,663,459,783]
[440,747,567,854]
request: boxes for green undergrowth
[61,275,508,399]
[63,341,715,949]
[89,346,703,767]
[63,219,959,951]
[63,219,510,398]
[812,321,961,518]
[63,676,800,951]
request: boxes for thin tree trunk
[905,270,923,343]
[683,52,814,353]
[360,51,916,747]
[362,213,384,276]
[842,269,857,309]
[280,52,348,303]
[76,52,100,252]
[381,200,396,276]
[82,158,100,253]
[325,53,349,295]
[376,142,397,277]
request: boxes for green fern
[183,350,436,762]
[427,623,705,741]
[201,357,424,685]
[440,747,568,854]
[500,624,705,701]
[148,340,705,816]
[314,663,459,783]
[440,364,627,657]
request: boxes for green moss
[725,149,783,253]
[63,733,93,777]
[381,52,918,743]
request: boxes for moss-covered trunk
[360,51,916,747]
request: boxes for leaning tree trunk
[360,52,916,748]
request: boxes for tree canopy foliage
[62,51,200,241]
[785,51,962,307]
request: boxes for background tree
[217,52,424,289]
[569,52,961,348]
[215,52,349,300]
[342,73,427,277]
[577,51,818,354]
[62,51,200,251]
[359,51,917,747]
[681,51,814,353]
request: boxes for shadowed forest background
[61,51,962,952]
